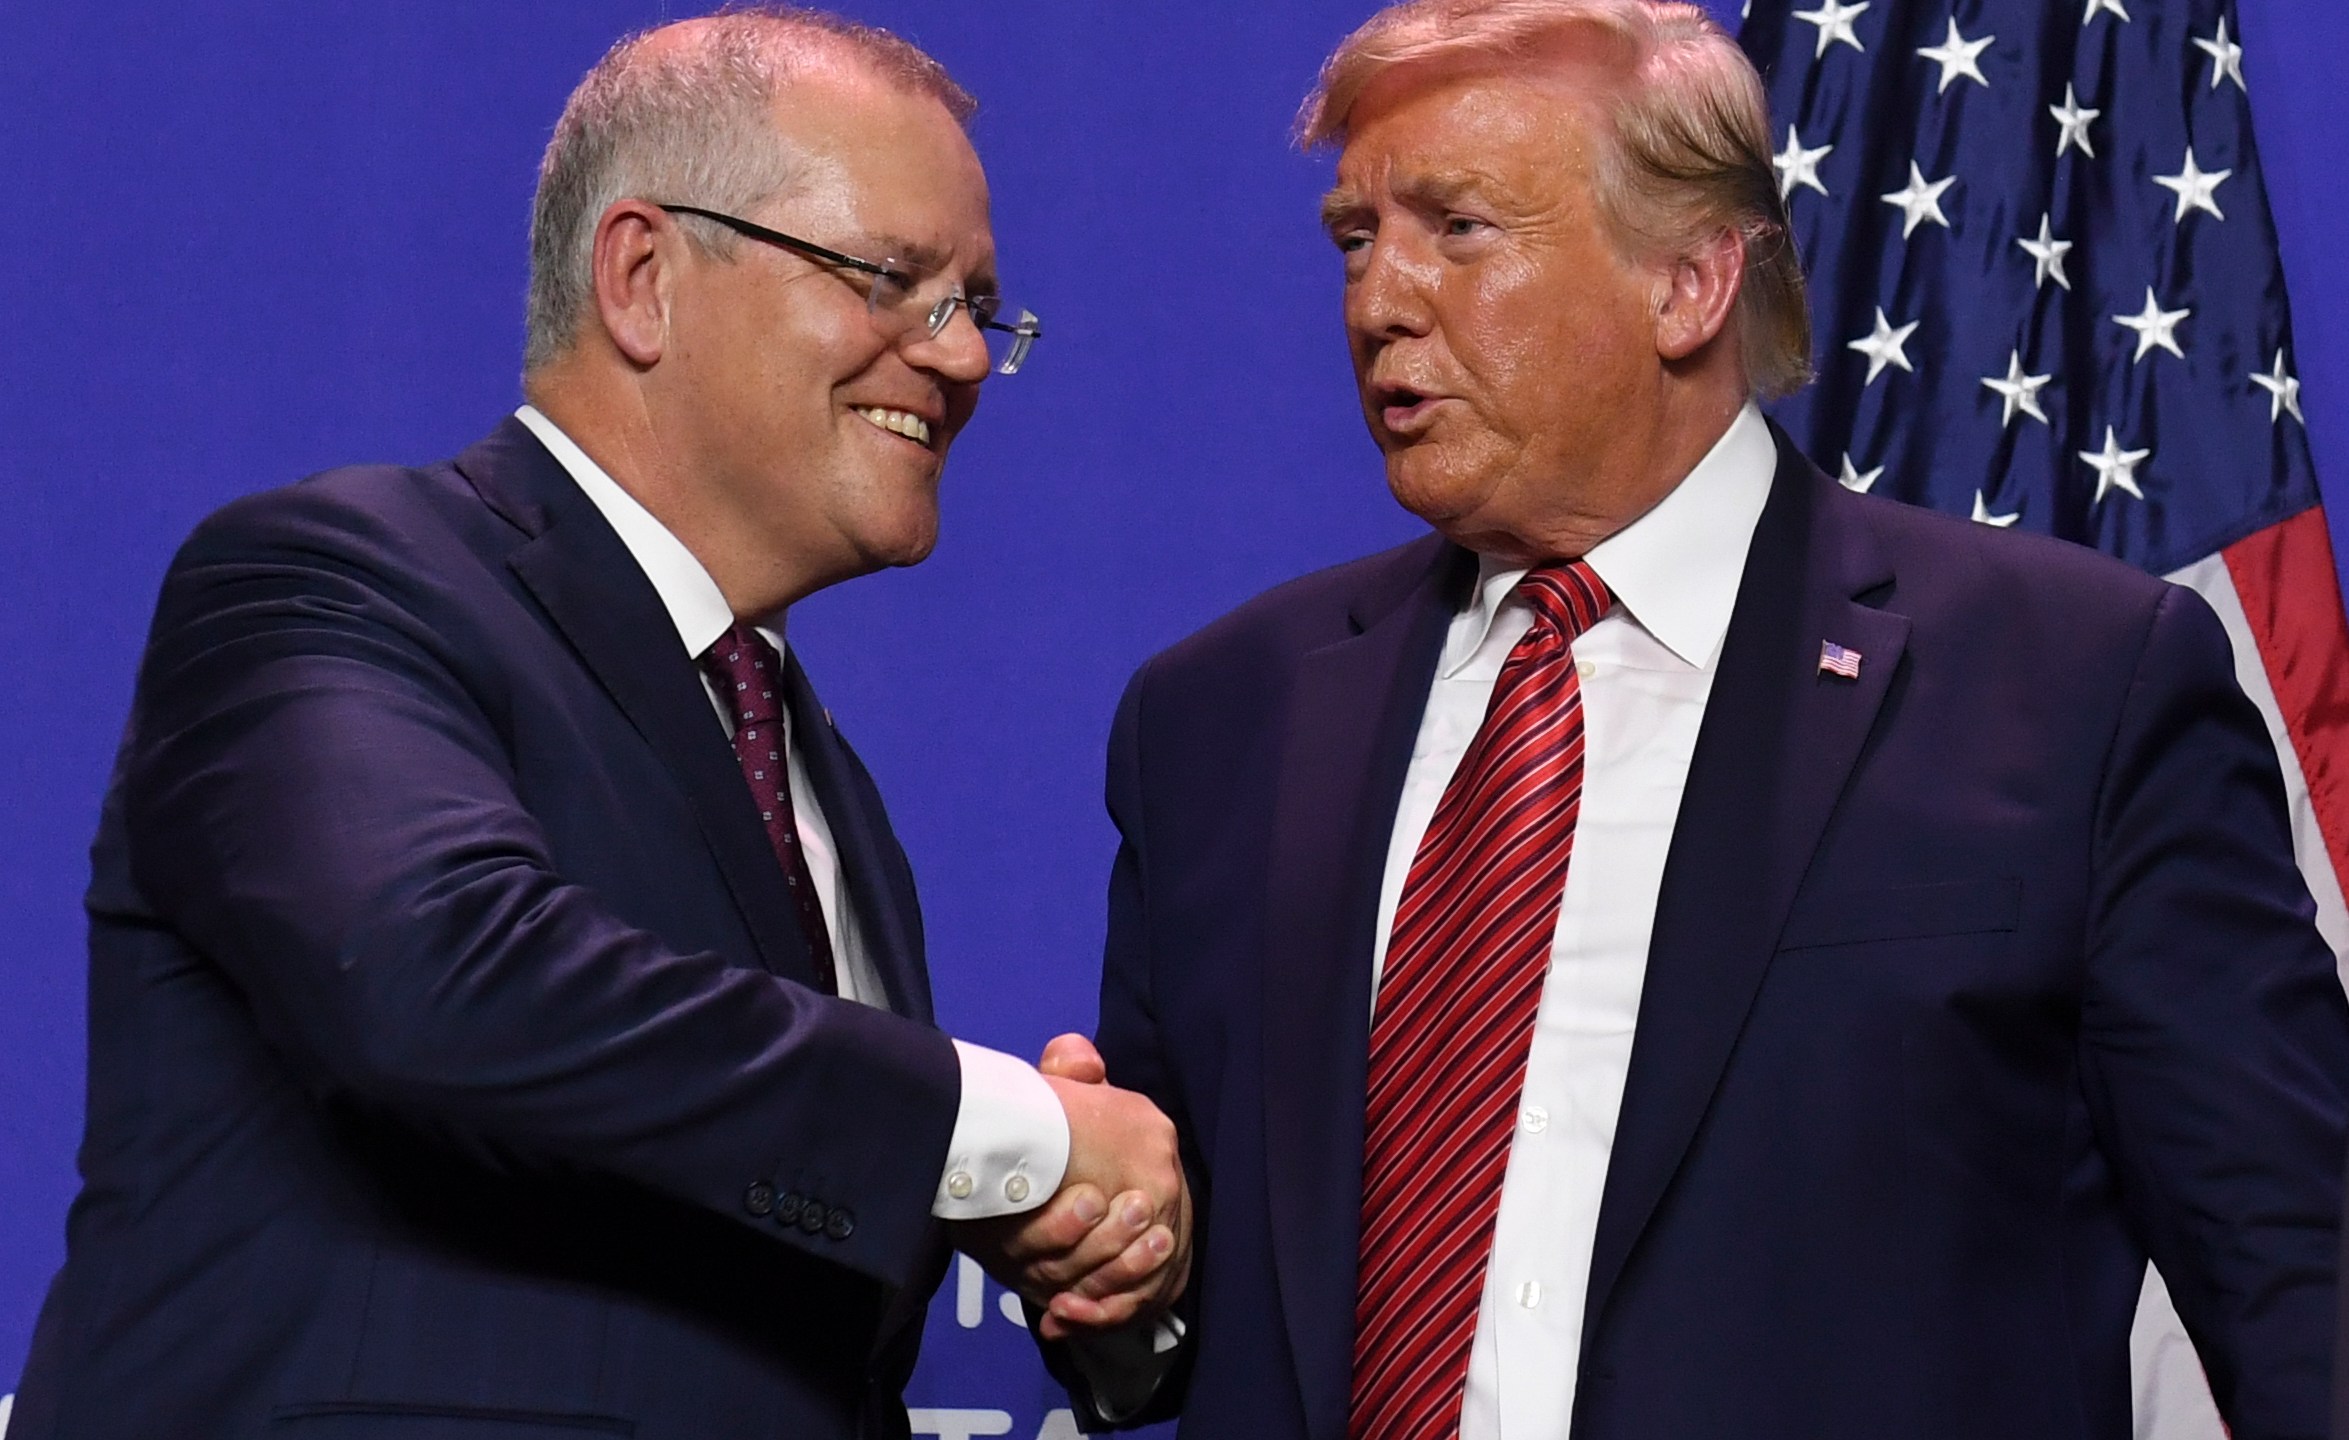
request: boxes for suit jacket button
[774,1191,805,1226]
[744,1181,777,1217]
[825,1207,856,1241]
[799,1201,830,1234]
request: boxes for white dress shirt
[1074,404,1778,1425]
[1370,403,1776,1437]
[514,405,1068,1222]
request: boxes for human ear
[1653,227,1745,362]
[590,200,675,368]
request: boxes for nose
[1347,237,1436,344]
[904,299,995,385]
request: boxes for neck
[526,356,816,620]
[1459,373,1749,567]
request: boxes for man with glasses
[10,10,1182,1440]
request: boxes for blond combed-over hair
[1299,0,1813,399]
[523,5,976,374]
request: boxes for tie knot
[702,622,786,729]
[1515,561,1610,641]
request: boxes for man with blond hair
[12,9,1185,1439]
[1041,1,2349,1436]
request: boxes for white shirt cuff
[934,1039,1071,1219]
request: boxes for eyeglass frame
[654,202,1041,376]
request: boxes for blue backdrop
[5,3,2344,1434]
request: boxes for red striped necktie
[1349,560,1611,1440]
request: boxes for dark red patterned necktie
[1349,561,1611,1440]
[701,622,838,994]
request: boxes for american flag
[1737,0,2349,1432]
[1818,640,1865,676]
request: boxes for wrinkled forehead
[762,72,997,281]
[1327,64,1610,216]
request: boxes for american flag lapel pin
[1819,641,1863,679]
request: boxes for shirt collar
[515,404,779,661]
[1446,401,1777,675]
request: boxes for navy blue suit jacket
[15,419,963,1440]
[1068,430,2349,1439]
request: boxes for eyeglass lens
[866,272,1040,376]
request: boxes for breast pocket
[1777,876,2021,952]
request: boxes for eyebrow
[860,233,999,294]
[1321,170,1512,234]
[1320,188,1368,235]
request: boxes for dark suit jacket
[14,419,964,1440]
[1060,429,2349,1439]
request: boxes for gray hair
[522,5,976,373]
[1299,0,1813,399]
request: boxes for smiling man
[10,10,1186,1440]
[1042,1,2349,1438]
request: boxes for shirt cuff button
[946,1171,976,1201]
[1004,1174,1031,1204]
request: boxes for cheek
[1442,257,1578,414]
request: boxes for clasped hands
[957,1034,1192,1342]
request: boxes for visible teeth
[854,406,932,446]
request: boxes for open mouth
[1374,385,1444,435]
[852,405,936,450]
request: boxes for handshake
[956,1034,1192,1342]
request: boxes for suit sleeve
[2078,581,2349,1440]
[122,489,962,1289]
[1037,664,1208,1428]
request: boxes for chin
[1384,452,1486,530]
[863,509,941,571]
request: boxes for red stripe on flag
[2221,507,2349,901]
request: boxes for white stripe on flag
[2166,555,2349,960]
[2130,1268,2223,1440]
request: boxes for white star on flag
[2250,350,2305,424]
[1774,125,1833,199]
[2152,148,2231,223]
[1881,161,1956,238]
[1970,491,2021,527]
[2112,287,2189,363]
[1793,0,1870,58]
[1982,350,2053,427]
[2193,18,2247,92]
[2049,84,2100,160]
[1848,307,1920,383]
[2082,0,2130,23]
[1917,17,1993,92]
[2079,427,2151,502]
[2016,215,2073,291]
[1838,455,1884,492]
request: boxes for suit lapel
[781,653,932,1024]
[455,420,819,987]
[1261,536,1469,1440]
[1580,433,1910,1348]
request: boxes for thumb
[1039,1032,1107,1084]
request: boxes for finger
[1047,1284,1155,1333]
[1017,1187,1152,1293]
[1039,1032,1107,1084]
[1067,1222,1177,1301]
[988,1183,1107,1266]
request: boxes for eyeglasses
[657,203,1042,377]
